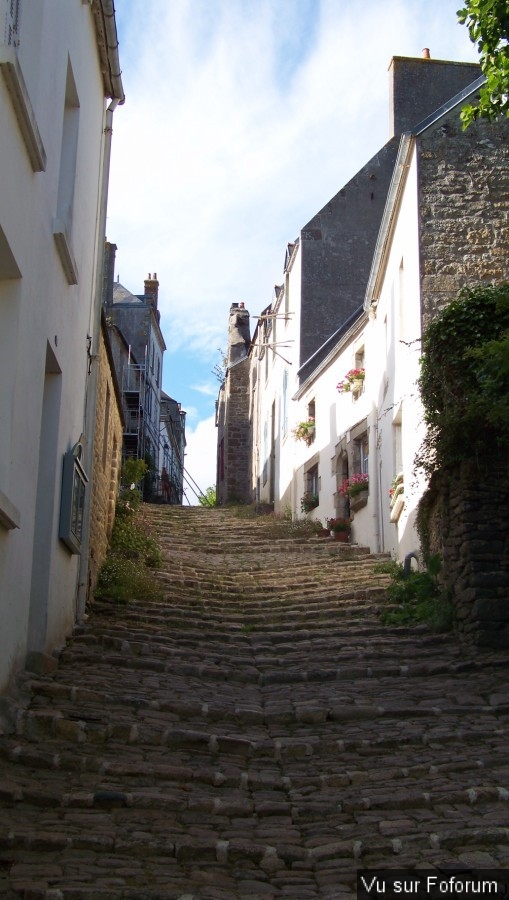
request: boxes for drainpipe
[76,96,120,622]
[371,407,382,554]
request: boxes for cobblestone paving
[1,505,509,899]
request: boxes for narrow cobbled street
[1,505,509,899]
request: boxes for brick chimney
[144,272,159,309]
[388,53,480,137]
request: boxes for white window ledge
[390,487,405,523]
[0,488,20,530]
[0,44,46,172]
[52,220,79,285]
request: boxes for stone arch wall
[334,443,350,519]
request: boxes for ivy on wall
[416,283,509,477]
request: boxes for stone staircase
[0,505,508,899]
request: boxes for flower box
[336,368,365,395]
[292,420,315,445]
[300,492,319,513]
[350,489,369,512]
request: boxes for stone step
[1,503,508,896]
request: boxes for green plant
[336,368,365,393]
[417,284,509,477]
[95,556,163,605]
[198,485,217,507]
[121,458,149,486]
[143,452,157,501]
[378,555,453,631]
[95,503,162,604]
[292,419,315,443]
[311,519,328,534]
[326,516,352,533]
[300,491,319,513]
[338,473,369,497]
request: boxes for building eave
[364,133,415,311]
[91,0,125,103]
[295,307,367,400]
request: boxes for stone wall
[418,112,509,327]
[422,455,509,648]
[216,304,252,505]
[216,359,252,505]
[88,319,123,600]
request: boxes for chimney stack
[227,303,250,367]
[388,53,480,137]
[144,272,159,309]
[103,241,117,308]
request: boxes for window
[282,369,288,437]
[360,436,369,475]
[53,60,80,283]
[56,61,80,234]
[263,419,268,485]
[3,0,21,46]
[393,408,403,475]
[0,2,46,172]
[398,257,405,341]
[352,425,369,477]
[306,463,319,497]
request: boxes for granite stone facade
[423,456,509,648]
[216,304,252,505]
[418,112,509,327]
[87,317,123,599]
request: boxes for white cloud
[109,0,478,350]
[191,381,221,397]
[182,415,218,504]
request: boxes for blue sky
[106,0,479,501]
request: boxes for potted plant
[336,368,365,395]
[338,473,369,512]
[300,492,319,513]
[312,519,331,538]
[326,516,352,542]
[292,418,315,445]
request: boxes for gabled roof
[112,282,143,305]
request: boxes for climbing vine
[416,283,509,477]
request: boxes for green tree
[457,0,509,127]
[121,457,148,486]
[198,485,217,507]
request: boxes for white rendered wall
[0,1,109,690]
[366,147,426,561]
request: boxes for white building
[0,1,124,692]
[224,54,509,565]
